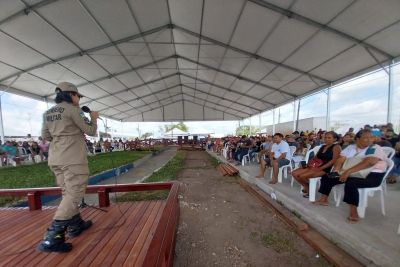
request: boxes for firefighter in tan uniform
[38,82,99,253]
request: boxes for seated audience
[340,133,355,150]
[256,133,291,184]
[2,141,22,166]
[292,142,308,168]
[292,131,341,198]
[30,142,41,162]
[371,128,392,147]
[257,136,273,162]
[38,137,49,160]
[314,129,387,223]
[388,140,400,183]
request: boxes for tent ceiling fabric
[0,0,399,122]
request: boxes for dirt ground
[173,151,330,267]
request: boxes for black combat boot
[37,220,72,253]
[67,213,92,238]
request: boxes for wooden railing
[0,182,178,211]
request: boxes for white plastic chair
[381,146,395,195]
[34,154,42,163]
[291,145,322,187]
[271,146,297,183]
[333,158,394,218]
[242,149,256,165]
[222,143,229,159]
[381,146,395,159]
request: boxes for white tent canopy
[0,0,399,122]
[189,128,214,136]
[163,128,189,138]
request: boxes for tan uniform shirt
[41,102,97,166]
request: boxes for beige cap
[56,82,84,97]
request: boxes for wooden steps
[217,163,239,176]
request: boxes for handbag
[307,158,323,168]
[340,157,373,179]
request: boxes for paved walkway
[208,151,400,267]
[50,147,177,206]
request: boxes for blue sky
[1,64,399,138]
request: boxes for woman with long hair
[292,131,341,198]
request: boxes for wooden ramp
[0,183,179,267]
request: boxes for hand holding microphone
[81,106,100,120]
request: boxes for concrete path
[50,147,177,206]
[209,151,400,267]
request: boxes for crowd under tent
[0,0,399,129]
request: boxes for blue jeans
[391,156,400,176]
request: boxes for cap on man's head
[371,128,382,137]
[55,82,84,97]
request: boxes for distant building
[262,117,327,135]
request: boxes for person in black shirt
[292,131,341,197]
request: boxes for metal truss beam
[249,0,394,59]
[183,98,244,119]
[0,0,60,27]
[178,55,296,98]
[132,96,245,120]
[179,72,273,106]
[0,24,172,83]
[180,90,251,116]
[79,72,179,106]
[182,84,261,112]
[76,55,175,88]
[173,25,330,83]
[97,92,182,113]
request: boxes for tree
[235,125,260,136]
[164,122,189,132]
[141,132,153,139]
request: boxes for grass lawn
[117,151,186,202]
[0,151,150,206]
[0,150,150,189]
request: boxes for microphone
[81,106,91,113]
[81,106,103,120]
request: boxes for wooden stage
[0,182,179,267]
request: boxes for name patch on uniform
[47,114,62,121]
[46,107,65,114]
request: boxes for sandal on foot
[312,200,328,206]
[347,216,359,224]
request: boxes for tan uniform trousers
[50,164,89,220]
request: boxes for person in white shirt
[256,133,291,184]
[314,129,387,223]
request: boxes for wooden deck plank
[108,201,165,267]
[0,210,55,267]
[0,183,179,267]
[134,201,167,266]
[141,182,180,266]
[0,208,53,232]
[78,201,149,266]
[122,201,165,266]
[15,208,101,267]
[87,201,158,267]
[5,208,99,267]
[36,203,134,267]
[107,201,162,267]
